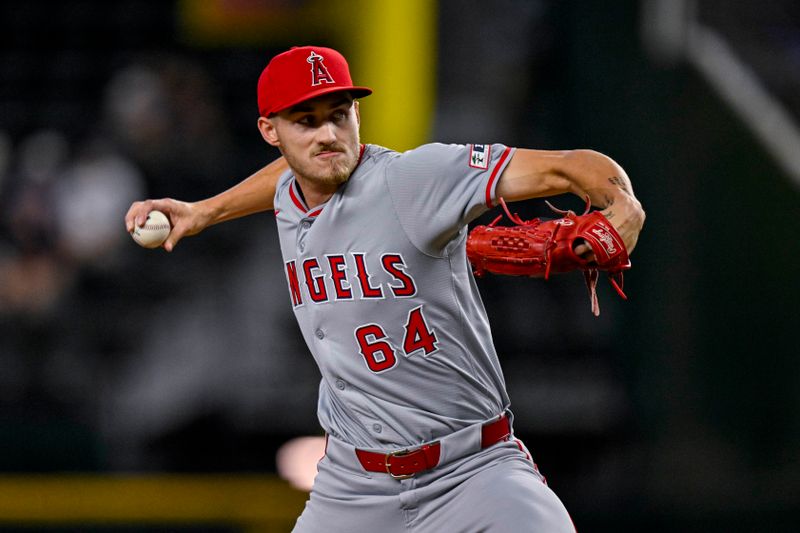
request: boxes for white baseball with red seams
[131,210,171,249]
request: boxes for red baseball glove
[466,198,630,316]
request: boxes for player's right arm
[125,156,288,251]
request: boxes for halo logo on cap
[307,51,335,86]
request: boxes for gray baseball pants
[292,434,576,532]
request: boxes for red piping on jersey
[289,180,307,213]
[290,181,324,217]
[513,438,532,462]
[515,437,550,488]
[485,146,512,208]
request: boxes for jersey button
[301,220,311,229]
[315,328,325,339]
[372,423,382,433]
[335,379,346,390]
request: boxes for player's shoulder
[364,142,469,166]
[276,167,294,187]
[386,142,469,169]
[360,143,398,165]
[402,142,467,158]
[369,142,508,180]
[274,166,296,199]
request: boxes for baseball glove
[466,197,630,316]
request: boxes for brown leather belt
[354,413,511,479]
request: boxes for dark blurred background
[0,0,798,531]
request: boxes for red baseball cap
[257,46,372,116]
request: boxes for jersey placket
[296,217,312,253]
[290,178,326,254]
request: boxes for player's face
[260,93,361,189]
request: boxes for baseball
[131,210,171,249]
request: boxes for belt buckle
[385,448,414,480]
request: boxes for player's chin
[319,160,355,184]
[307,168,349,187]
[325,170,351,186]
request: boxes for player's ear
[354,100,360,125]
[258,116,280,147]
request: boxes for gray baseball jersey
[273,142,514,449]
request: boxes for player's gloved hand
[466,197,632,316]
[125,198,212,252]
[595,193,644,258]
[572,194,644,261]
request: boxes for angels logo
[307,51,335,86]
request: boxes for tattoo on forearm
[604,210,615,220]
[608,176,631,196]
[603,194,615,208]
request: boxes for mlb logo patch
[469,144,490,170]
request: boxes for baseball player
[126,46,645,532]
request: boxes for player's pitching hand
[125,198,211,252]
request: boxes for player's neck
[294,175,340,209]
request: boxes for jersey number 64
[354,305,438,373]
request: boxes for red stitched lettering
[354,324,397,372]
[327,254,352,300]
[353,253,383,298]
[285,260,303,307]
[382,254,417,297]
[303,258,328,303]
[403,306,439,356]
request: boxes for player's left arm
[496,148,645,253]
